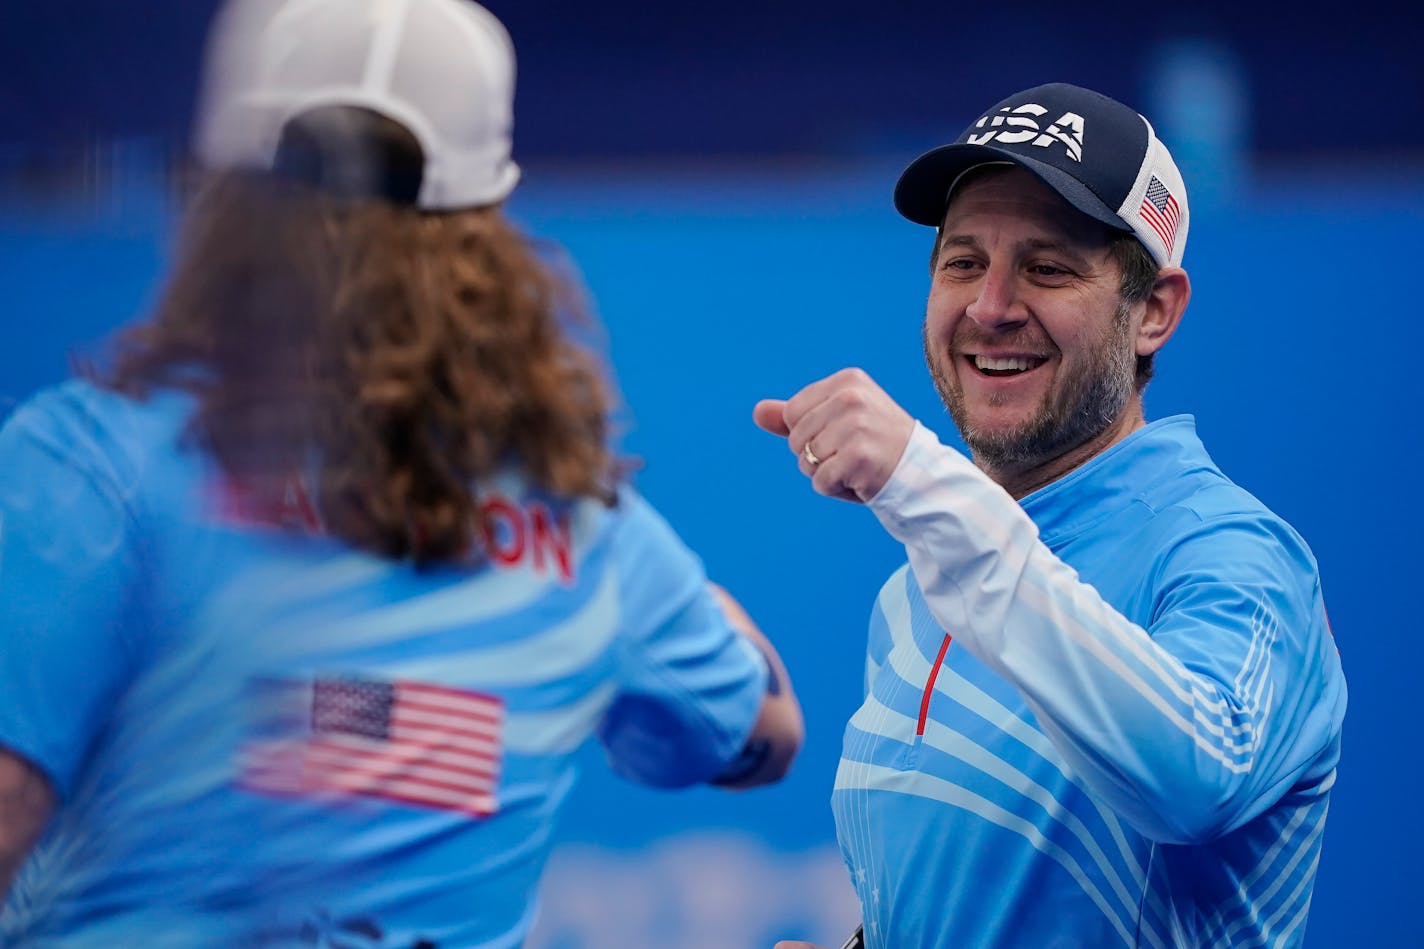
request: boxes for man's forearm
[0,749,54,897]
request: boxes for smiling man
[759,83,1347,948]
[922,161,1178,499]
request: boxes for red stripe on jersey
[917,634,953,737]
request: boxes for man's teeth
[974,355,1038,372]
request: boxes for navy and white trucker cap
[893,82,1189,267]
[194,0,520,210]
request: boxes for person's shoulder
[1173,471,1277,524]
[1155,468,1319,582]
[1137,417,1289,521]
[1175,485,1316,568]
[591,483,712,584]
[8,378,190,433]
[2,379,197,488]
[1131,417,1319,568]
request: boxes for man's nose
[964,265,1028,330]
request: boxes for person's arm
[867,422,1344,843]
[756,371,1343,844]
[596,489,802,791]
[0,387,143,897]
[706,583,803,789]
[0,750,54,898]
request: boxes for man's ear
[1136,267,1191,357]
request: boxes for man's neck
[980,400,1147,500]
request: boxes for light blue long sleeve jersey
[833,417,1346,949]
[0,381,767,948]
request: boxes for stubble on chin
[923,312,1136,473]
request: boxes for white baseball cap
[194,0,521,209]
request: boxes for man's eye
[1030,264,1070,277]
[941,258,978,272]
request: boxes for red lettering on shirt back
[529,502,573,583]
[479,496,525,568]
[477,494,574,583]
[211,474,322,534]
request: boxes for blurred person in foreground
[0,0,801,944]
[761,83,1345,948]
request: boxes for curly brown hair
[104,164,620,564]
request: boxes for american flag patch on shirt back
[241,676,504,816]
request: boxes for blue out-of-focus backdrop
[2,2,1420,946]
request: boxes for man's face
[924,166,1139,472]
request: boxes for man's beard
[926,301,1137,472]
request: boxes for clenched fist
[754,368,915,503]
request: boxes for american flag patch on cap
[1138,175,1181,255]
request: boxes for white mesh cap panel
[1145,134,1189,267]
[388,0,519,207]
[1113,118,1190,268]
[193,0,293,169]
[194,0,520,209]
[267,0,376,94]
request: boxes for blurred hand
[772,942,826,949]
[754,368,915,503]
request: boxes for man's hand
[773,942,826,949]
[754,368,915,503]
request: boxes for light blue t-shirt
[834,417,1346,948]
[0,380,766,948]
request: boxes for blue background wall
[3,2,1422,945]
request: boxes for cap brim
[893,143,1129,233]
